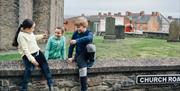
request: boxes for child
[67,16,95,91]
[45,27,66,60]
[12,19,54,91]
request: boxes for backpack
[86,43,96,61]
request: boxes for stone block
[0,0,19,50]
[103,79,118,86]
[0,86,9,91]
[104,17,116,40]
[19,0,33,23]
[9,86,20,91]
[168,20,180,42]
[57,81,79,88]
[128,89,146,91]
[88,86,109,91]
[104,35,116,39]
[58,87,70,91]
[0,80,9,87]
[115,25,125,39]
[88,77,102,87]
[105,17,115,35]
[113,83,122,91]
[71,86,80,91]
[121,81,135,87]
[33,0,50,34]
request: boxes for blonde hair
[74,16,88,27]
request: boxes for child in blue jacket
[68,16,95,91]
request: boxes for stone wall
[33,0,50,34]
[0,0,64,50]
[125,32,169,40]
[0,0,19,50]
[33,0,64,35]
[19,0,33,23]
[0,58,180,91]
[49,0,64,35]
[168,20,180,42]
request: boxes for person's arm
[45,37,52,60]
[35,32,48,40]
[35,34,44,40]
[61,36,66,60]
[18,35,39,66]
[68,33,76,58]
[76,31,93,44]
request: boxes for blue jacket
[68,30,93,58]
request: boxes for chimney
[63,21,68,24]
[118,12,121,16]
[168,16,173,20]
[151,12,155,16]
[140,11,145,16]
[126,11,131,16]
[81,13,85,16]
[114,13,118,16]
[155,12,160,16]
[98,12,102,16]
[108,12,111,16]
[103,13,107,16]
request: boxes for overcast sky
[64,0,180,18]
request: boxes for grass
[94,37,180,60]
[0,53,21,61]
[0,36,180,61]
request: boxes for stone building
[0,0,64,50]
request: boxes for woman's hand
[31,60,39,66]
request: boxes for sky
[64,0,180,18]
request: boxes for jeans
[76,52,95,68]
[75,52,95,91]
[20,51,53,91]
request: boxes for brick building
[124,11,170,33]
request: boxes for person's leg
[76,53,88,91]
[79,67,88,91]
[20,56,34,91]
[36,51,53,91]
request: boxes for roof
[64,15,103,22]
[127,13,161,24]
[87,15,101,22]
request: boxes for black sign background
[136,74,180,84]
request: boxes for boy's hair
[74,16,88,27]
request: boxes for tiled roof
[65,15,103,22]
[87,15,100,22]
[127,13,162,24]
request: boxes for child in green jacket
[45,27,66,60]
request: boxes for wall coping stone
[0,58,180,77]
